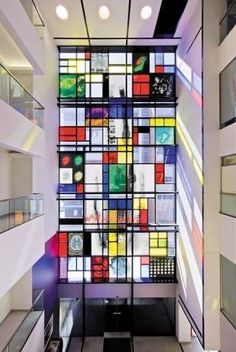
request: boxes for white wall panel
[0,100,45,157]
[220,214,236,265]
[0,216,45,297]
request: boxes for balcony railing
[2,290,44,352]
[220,0,236,43]
[0,193,44,234]
[220,192,236,217]
[0,64,44,128]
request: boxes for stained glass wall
[58,47,177,283]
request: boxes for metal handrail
[0,64,44,110]
[0,193,44,234]
[219,0,236,25]
[0,193,43,203]
[2,290,44,352]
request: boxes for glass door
[104,298,131,333]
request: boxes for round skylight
[99,5,110,20]
[56,5,69,20]
[140,5,152,20]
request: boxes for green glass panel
[77,76,85,97]
[60,74,76,98]
[109,165,126,192]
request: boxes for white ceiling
[34,0,177,45]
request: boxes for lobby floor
[68,336,204,352]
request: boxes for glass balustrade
[220,0,236,43]
[0,194,44,233]
[0,64,44,128]
[2,290,44,352]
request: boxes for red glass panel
[59,242,67,257]
[156,172,164,184]
[59,127,76,141]
[77,127,86,141]
[140,83,149,95]
[133,74,149,82]
[133,83,141,95]
[155,66,164,73]
[141,257,150,265]
[76,184,84,193]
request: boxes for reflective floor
[67,336,204,352]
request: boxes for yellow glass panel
[109,242,117,255]
[156,248,168,256]
[109,65,126,73]
[118,138,132,145]
[109,210,117,223]
[68,67,76,73]
[150,248,159,256]
[118,146,133,152]
[127,138,132,145]
[158,232,167,238]
[118,152,126,163]
[85,74,90,82]
[117,235,126,255]
[150,118,156,126]
[133,199,139,209]
[127,152,132,163]
[156,118,164,126]
[109,233,117,241]
[150,239,158,247]
[127,65,132,73]
[150,232,158,239]
[68,60,77,67]
[117,138,126,145]
[118,146,126,151]
[165,118,175,126]
[140,198,148,209]
[77,61,85,73]
[159,239,167,247]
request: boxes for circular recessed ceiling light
[99,5,110,20]
[56,5,69,20]
[140,5,152,19]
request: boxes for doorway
[104,298,131,333]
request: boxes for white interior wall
[203,0,221,349]
[176,0,203,340]
[0,216,45,297]
[11,269,32,310]
[33,27,58,241]
[222,165,236,193]
[10,154,33,197]
[0,147,11,200]
[0,289,12,323]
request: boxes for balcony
[220,0,236,43]
[1,290,44,352]
[0,193,44,234]
[220,192,236,218]
[0,64,44,128]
